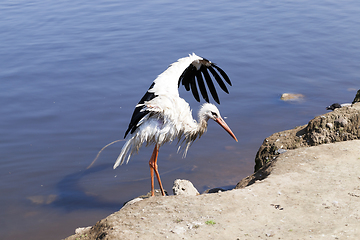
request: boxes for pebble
[75,226,91,234]
[172,179,199,196]
[276,148,287,154]
[280,93,305,101]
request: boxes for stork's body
[114,53,237,196]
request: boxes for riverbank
[65,104,360,240]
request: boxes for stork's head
[199,103,238,142]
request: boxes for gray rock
[123,197,143,207]
[75,226,91,235]
[172,179,199,196]
[253,102,360,172]
[203,187,227,194]
[280,93,305,101]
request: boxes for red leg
[149,147,156,196]
[149,144,165,196]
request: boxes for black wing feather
[124,83,156,138]
[178,57,232,104]
[179,64,196,91]
[208,66,229,94]
[200,66,220,104]
[212,64,232,85]
[190,73,200,102]
[196,70,209,102]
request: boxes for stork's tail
[113,137,136,169]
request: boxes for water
[1,0,359,239]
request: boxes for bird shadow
[51,163,123,212]
[50,161,230,212]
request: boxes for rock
[138,189,168,199]
[326,103,341,110]
[123,190,168,207]
[27,194,58,205]
[352,89,360,104]
[334,117,348,127]
[64,140,360,240]
[252,102,360,172]
[235,161,274,189]
[280,93,304,101]
[172,179,199,196]
[326,103,352,110]
[203,187,227,194]
[123,197,143,207]
[75,226,91,235]
[326,89,359,111]
[276,148,287,154]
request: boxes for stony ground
[65,141,360,240]
[65,103,360,240]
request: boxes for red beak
[215,117,238,142]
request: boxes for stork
[114,53,238,196]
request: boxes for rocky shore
[65,103,360,240]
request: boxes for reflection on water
[1,0,359,239]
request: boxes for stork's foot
[139,189,168,199]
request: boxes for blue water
[1,0,359,239]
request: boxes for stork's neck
[197,116,208,137]
[185,112,209,141]
[181,114,208,145]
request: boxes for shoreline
[65,104,360,240]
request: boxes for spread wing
[124,83,156,138]
[123,53,232,138]
[178,57,231,104]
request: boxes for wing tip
[179,55,232,104]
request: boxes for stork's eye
[211,111,218,118]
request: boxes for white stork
[114,53,237,196]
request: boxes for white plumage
[114,53,237,196]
